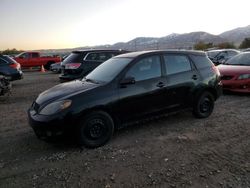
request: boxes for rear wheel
[193,91,214,118]
[77,111,114,148]
[44,61,54,70]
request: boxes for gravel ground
[0,72,250,188]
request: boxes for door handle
[156,82,165,88]
[192,75,198,80]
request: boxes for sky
[0,0,249,50]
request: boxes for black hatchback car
[28,50,222,148]
[59,49,128,81]
[0,55,23,81]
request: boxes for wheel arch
[77,106,120,129]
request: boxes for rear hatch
[61,52,84,75]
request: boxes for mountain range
[41,25,250,54]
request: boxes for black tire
[193,91,214,118]
[77,111,114,148]
[44,62,54,70]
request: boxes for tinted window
[218,51,228,59]
[85,52,116,62]
[63,52,83,64]
[31,53,39,58]
[85,57,131,83]
[18,53,29,59]
[105,52,118,60]
[164,55,191,75]
[2,55,18,64]
[207,51,220,58]
[190,55,213,69]
[125,56,161,81]
[85,53,100,61]
[226,53,250,65]
[0,57,8,64]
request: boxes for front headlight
[237,74,250,80]
[39,100,72,115]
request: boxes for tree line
[194,38,250,50]
[0,48,24,55]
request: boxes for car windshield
[226,53,250,66]
[207,51,220,58]
[84,57,131,83]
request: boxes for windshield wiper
[85,78,99,84]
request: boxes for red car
[218,52,250,93]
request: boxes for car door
[163,53,199,107]
[17,52,30,67]
[117,55,166,122]
[30,52,40,66]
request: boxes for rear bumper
[8,70,23,81]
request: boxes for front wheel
[77,111,114,148]
[193,91,214,118]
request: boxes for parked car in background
[50,62,62,73]
[0,55,23,81]
[206,49,240,65]
[59,49,128,81]
[28,50,222,148]
[14,52,61,70]
[50,55,69,73]
[218,52,250,93]
[242,48,250,52]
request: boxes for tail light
[10,63,21,70]
[211,64,220,76]
[65,63,81,69]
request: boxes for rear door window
[190,55,213,69]
[84,53,102,61]
[125,55,161,81]
[31,53,39,58]
[85,52,115,62]
[163,54,191,75]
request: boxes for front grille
[221,75,234,80]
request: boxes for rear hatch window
[63,52,84,65]
[1,56,17,64]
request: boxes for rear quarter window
[190,55,213,69]
[164,54,192,75]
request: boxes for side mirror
[120,76,135,86]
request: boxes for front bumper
[28,109,73,139]
[222,79,250,93]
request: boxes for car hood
[36,80,98,105]
[218,64,250,75]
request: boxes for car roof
[116,50,206,58]
[207,49,239,52]
[71,49,127,53]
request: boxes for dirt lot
[0,72,249,188]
